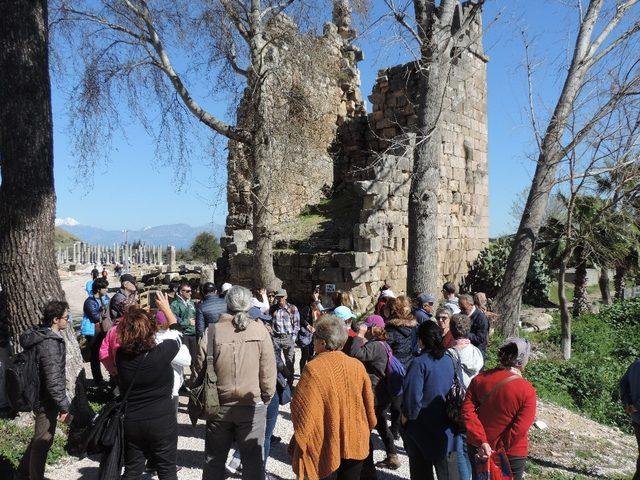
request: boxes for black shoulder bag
[445,349,467,434]
[85,352,148,456]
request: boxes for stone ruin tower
[220,1,489,308]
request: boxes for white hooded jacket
[156,329,191,396]
[448,343,484,388]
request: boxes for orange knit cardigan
[289,350,377,480]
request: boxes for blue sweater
[621,358,640,424]
[402,350,455,461]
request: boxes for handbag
[85,352,148,456]
[188,325,221,425]
[80,316,95,336]
[444,350,466,434]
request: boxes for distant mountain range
[56,220,225,249]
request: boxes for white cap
[221,282,232,293]
[381,289,396,299]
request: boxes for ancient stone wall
[224,13,365,236]
[223,2,489,309]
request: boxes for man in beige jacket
[193,285,276,480]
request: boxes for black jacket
[344,336,388,402]
[195,294,227,337]
[20,327,70,413]
[468,307,489,356]
[385,316,417,369]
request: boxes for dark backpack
[5,343,40,412]
[444,350,466,434]
[381,342,406,396]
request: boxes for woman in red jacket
[461,337,536,480]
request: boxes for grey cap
[417,293,436,305]
[501,337,531,368]
[274,289,287,298]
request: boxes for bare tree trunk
[572,248,589,317]
[598,266,612,305]
[246,2,281,291]
[558,258,572,360]
[406,0,462,297]
[250,133,281,290]
[0,0,82,398]
[408,71,441,296]
[494,1,608,335]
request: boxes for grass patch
[515,298,640,433]
[0,417,68,476]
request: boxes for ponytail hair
[225,285,253,331]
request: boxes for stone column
[168,246,176,271]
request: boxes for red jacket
[461,368,537,457]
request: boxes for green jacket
[171,296,196,336]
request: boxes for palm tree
[541,194,637,359]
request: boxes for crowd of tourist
[14,271,640,480]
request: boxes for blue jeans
[264,390,280,464]
[454,434,471,480]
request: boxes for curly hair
[391,295,413,320]
[118,307,157,355]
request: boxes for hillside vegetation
[54,227,81,249]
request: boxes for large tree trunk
[598,266,612,305]
[572,247,589,317]
[0,0,82,400]
[494,2,605,335]
[406,1,460,297]
[246,4,281,291]
[407,70,441,296]
[558,257,572,360]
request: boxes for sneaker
[379,454,401,470]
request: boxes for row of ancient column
[57,242,173,266]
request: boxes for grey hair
[458,294,473,305]
[314,315,348,351]
[225,285,252,331]
[450,313,471,339]
[435,306,453,318]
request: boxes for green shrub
[461,237,552,306]
[520,297,640,433]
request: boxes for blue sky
[52,0,579,236]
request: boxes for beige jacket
[194,313,276,405]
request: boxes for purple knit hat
[364,314,385,330]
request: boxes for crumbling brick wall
[223,2,489,308]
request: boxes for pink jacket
[99,325,121,375]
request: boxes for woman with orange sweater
[290,315,377,480]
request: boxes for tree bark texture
[246,3,282,291]
[614,264,627,300]
[598,267,612,305]
[0,0,83,393]
[494,1,605,335]
[406,0,459,297]
[558,258,572,360]
[572,248,589,317]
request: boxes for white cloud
[55,217,80,227]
